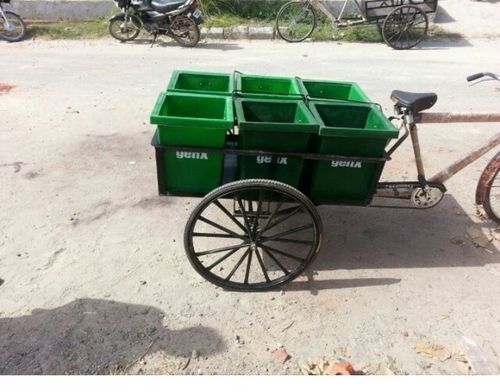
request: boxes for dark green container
[167,70,234,96]
[235,98,319,188]
[307,101,399,203]
[150,92,234,194]
[297,78,371,103]
[235,73,303,100]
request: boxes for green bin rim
[307,100,399,139]
[296,77,371,103]
[150,91,234,128]
[234,73,303,97]
[234,97,319,133]
[167,70,234,94]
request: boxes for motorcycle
[0,0,26,42]
[109,0,203,47]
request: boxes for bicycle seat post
[398,106,427,187]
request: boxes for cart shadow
[313,194,498,272]
[277,277,401,293]
[0,298,226,375]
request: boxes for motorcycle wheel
[108,15,141,42]
[0,11,26,42]
[170,15,200,47]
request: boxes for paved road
[1,38,499,375]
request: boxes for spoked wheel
[184,179,323,291]
[0,11,26,42]
[170,15,200,47]
[108,15,141,42]
[482,153,500,224]
[276,1,317,43]
[382,5,428,50]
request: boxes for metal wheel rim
[277,1,316,42]
[383,5,428,50]
[485,170,500,224]
[184,181,322,291]
[0,13,24,41]
[109,18,140,41]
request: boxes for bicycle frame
[312,0,368,25]
[414,112,500,184]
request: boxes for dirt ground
[0,37,499,375]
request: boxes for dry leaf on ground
[465,226,493,248]
[412,340,451,361]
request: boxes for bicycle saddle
[391,90,438,113]
[151,0,188,13]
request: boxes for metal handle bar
[467,72,500,82]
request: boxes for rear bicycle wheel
[482,153,500,224]
[0,11,26,42]
[276,1,317,43]
[184,179,323,291]
[382,5,428,50]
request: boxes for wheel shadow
[0,298,226,374]
[272,194,498,293]
[314,194,498,271]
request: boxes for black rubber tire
[382,5,428,50]
[171,15,200,47]
[0,11,26,42]
[482,154,500,225]
[184,179,323,292]
[108,15,141,42]
[276,1,317,43]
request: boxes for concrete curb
[202,26,275,40]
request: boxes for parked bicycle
[109,0,203,47]
[0,0,26,42]
[276,0,438,49]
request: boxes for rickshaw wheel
[382,5,429,50]
[184,179,323,292]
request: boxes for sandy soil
[0,38,499,375]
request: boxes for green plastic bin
[150,92,234,194]
[297,78,371,103]
[235,73,303,100]
[167,70,234,96]
[235,98,319,188]
[307,101,399,203]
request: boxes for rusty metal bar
[429,133,500,184]
[419,112,500,123]
[475,151,500,204]
[410,124,426,179]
